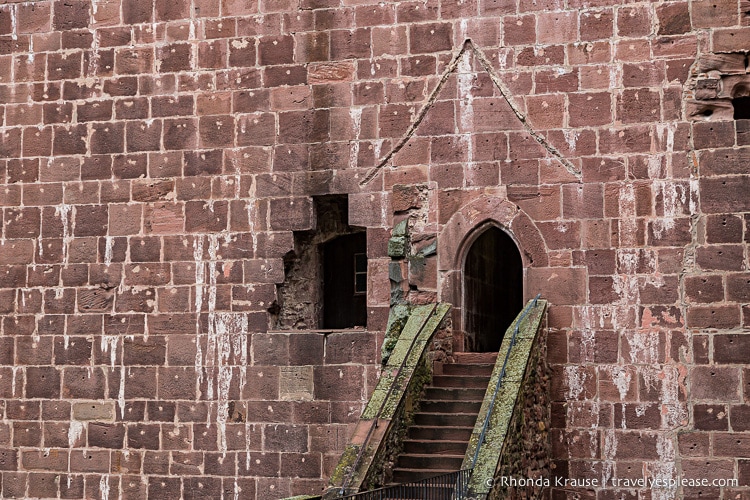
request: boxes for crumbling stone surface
[0,0,748,498]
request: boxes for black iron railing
[338,469,473,499]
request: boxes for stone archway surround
[437,194,551,351]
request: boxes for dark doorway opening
[322,232,367,329]
[463,226,523,352]
[733,96,750,119]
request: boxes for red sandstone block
[259,35,294,66]
[278,109,329,144]
[535,68,579,93]
[731,405,750,432]
[701,177,750,214]
[280,453,322,478]
[236,451,280,477]
[568,92,612,127]
[503,15,536,45]
[696,245,745,271]
[655,1,691,36]
[714,27,750,52]
[63,366,107,399]
[685,275,724,304]
[397,0,439,22]
[715,334,750,364]
[693,121,735,150]
[47,51,83,81]
[611,431,661,460]
[690,366,741,402]
[713,432,750,456]
[330,28,371,59]
[692,0,739,28]
[623,63,665,90]
[727,273,750,302]
[294,31,329,63]
[162,118,198,151]
[706,214,744,244]
[580,8,613,41]
[614,38,651,62]
[267,197,312,231]
[568,40,611,66]
[549,364,596,402]
[22,449,68,472]
[409,22,452,54]
[699,148,750,176]
[537,11,578,44]
[562,184,604,219]
[525,93,564,129]
[401,54,437,77]
[263,424,308,453]
[370,25,406,57]
[198,115,233,147]
[527,267,587,305]
[617,88,661,123]
[506,185,561,220]
[313,365,364,401]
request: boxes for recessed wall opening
[273,195,367,330]
[322,232,367,329]
[732,96,750,119]
[463,226,523,352]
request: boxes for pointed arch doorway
[463,225,524,352]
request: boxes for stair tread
[403,438,468,443]
[408,425,474,430]
[421,398,484,402]
[397,453,465,458]
[392,467,459,473]
[392,355,495,479]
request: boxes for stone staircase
[391,352,498,484]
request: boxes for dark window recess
[464,226,523,352]
[323,232,367,329]
[733,96,750,119]
[354,253,367,294]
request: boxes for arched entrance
[463,226,523,352]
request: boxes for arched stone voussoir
[437,194,548,272]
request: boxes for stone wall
[0,0,749,498]
[489,311,550,500]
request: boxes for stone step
[453,352,499,364]
[384,468,456,490]
[442,362,495,376]
[394,453,464,472]
[418,399,483,414]
[408,425,473,441]
[432,374,491,388]
[423,386,486,401]
[402,439,469,455]
[412,412,478,427]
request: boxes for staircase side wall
[488,320,551,499]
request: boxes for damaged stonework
[273,195,364,329]
[685,52,750,121]
[382,184,450,365]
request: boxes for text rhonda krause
[492,476,739,489]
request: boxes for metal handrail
[338,303,438,497]
[468,294,542,473]
[339,469,473,500]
